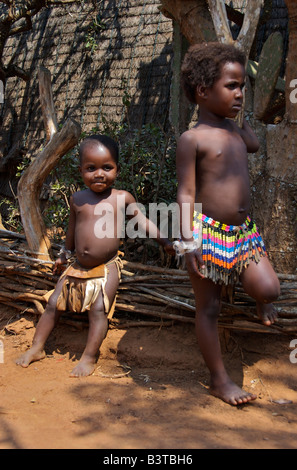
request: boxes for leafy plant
[85,14,106,53]
[0,197,22,232]
[114,123,177,207]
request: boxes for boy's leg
[70,262,120,377]
[240,256,280,326]
[16,277,65,367]
[189,274,256,405]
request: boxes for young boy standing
[175,43,280,405]
[16,135,173,377]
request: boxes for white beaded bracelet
[173,239,201,256]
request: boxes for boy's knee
[260,278,280,304]
[197,298,221,319]
[45,295,58,313]
[88,302,106,320]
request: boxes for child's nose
[236,87,243,98]
[95,168,104,178]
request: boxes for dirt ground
[0,306,297,450]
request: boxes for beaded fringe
[193,212,267,285]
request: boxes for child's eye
[226,82,245,90]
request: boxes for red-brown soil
[0,307,296,450]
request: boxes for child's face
[203,61,245,118]
[79,143,118,194]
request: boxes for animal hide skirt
[56,254,123,314]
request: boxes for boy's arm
[64,195,76,252]
[237,119,260,153]
[176,131,197,242]
[124,191,174,255]
[176,131,205,277]
[53,195,76,274]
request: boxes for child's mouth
[92,181,105,188]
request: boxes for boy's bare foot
[257,303,278,326]
[209,377,257,406]
[69,358,96,377]
[16,348,46,368]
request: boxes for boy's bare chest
[200,126,244,152]
[74,199,125,225]
[198,131,247,166]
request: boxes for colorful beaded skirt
[193,212,267,285]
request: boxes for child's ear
[196,84,208,99]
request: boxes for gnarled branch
[38,66,58,143]
[207,0,264,58]
[17,67,81,261]
[207,0,233,45]
[236,0,264,57]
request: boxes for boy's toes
[257,304,278,326]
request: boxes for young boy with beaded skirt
[174,43,280,406]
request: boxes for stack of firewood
[0,230,296,334]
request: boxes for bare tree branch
[236,0,264,57]
[38,66,58,143]
[9,14,32,36]
[16,66,81,260]
[18,117,81,260]
[207,0,233,45]
[207,0,264,58]
[0,0,79,84]
[5,63,29,80]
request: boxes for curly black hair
[79,134,119,166]
[181,42,246,104]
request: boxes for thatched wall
[0,0,296,273]
[0,0,173,174]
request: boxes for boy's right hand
[53,257,67,275]
[184,250,205,278]
[162,239,176,256]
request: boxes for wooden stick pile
[0,231,296,334]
